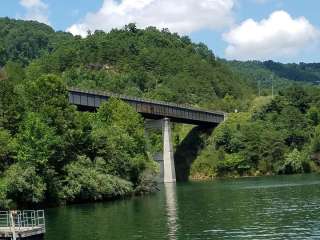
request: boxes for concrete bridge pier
[163,118,176,183]
[145,118,176,183]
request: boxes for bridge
[68,88,226,182]
[68,88,225,126]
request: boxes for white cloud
[19,0,50,25]
[223,10,320,61]
[67,0,235,37]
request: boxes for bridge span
[68,88,226,183]
[68,88,225,126]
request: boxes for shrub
[278,149,308,174]
[3,164,46,205]
[62,156,133,202]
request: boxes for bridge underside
[76,105,219,127]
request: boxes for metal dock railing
[0,210,45,239]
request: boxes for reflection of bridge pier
[164,183,178,240]
[68,88,225,183]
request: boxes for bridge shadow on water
[174,126,215,182]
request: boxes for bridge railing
[68,87,226,116]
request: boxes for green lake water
[45,174,320,240]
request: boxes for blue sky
[2,0,320,63]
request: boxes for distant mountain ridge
[226,60,320,87]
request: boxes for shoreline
[189,171,320,182]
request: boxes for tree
[276,106,311,148]
[0,128,13,172]
[307,106,320,126]
[15,113,60,174]
[3,164,46,205]
[92,98,154,185]
[23,74,82,168]
[0,62,25,133]
[281,85,310,113]
[125,23,138,33]
[23,74,74,133]
[311,125,320,154]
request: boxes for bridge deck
[68,88,225,126]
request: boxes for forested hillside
[1,18,320,207]
[0,17,72,66]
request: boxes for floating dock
[0,210,45,240]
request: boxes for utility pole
[258,80,261,97]
[271,74,274,99]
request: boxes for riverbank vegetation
[190,86,320,179]
[0,18,320,206]
[0,72,157,208]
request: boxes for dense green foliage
[0,17,72,67]
[0,71,156,208]
[190,85,320,179]
[30,29,252,109]
[1,18,320,207]
[0,18,254,111]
